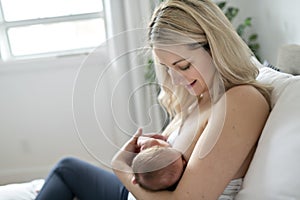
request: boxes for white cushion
[256,67,294,108]
[236,68,300,199]
[0,179,44,200]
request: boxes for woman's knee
[55,157,82,170]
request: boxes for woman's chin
[184,85,201,96]
[186,89,199,96]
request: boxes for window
[0,0,106,60]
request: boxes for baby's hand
[143,133,167,140]
[137,135,170,151]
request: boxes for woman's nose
[169,69,185,85]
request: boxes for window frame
[0,0,106,61]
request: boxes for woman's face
[154,44,216,96]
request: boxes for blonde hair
[148,0,272,135]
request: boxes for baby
[131,137,186,191]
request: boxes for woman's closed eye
[161,63,191,75]
[178,63,191,71]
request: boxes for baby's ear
[131,176,138,184]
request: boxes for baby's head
[131,146,186,191]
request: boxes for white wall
[228,0,300,64]
[0,55,98,184]
[0,49,127,184]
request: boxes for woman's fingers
[130,128,143,145]
[133,128,143,138]
[149,134,167,141]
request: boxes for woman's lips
[186,80,197,89]
[190,80,197,86]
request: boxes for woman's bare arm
[112,85,269,200]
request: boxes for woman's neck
[198,90,212,111]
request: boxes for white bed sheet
[0,179,44,200]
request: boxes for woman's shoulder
[212,84,270,125]
[225,85,269,108]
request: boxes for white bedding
[0,179,44,200]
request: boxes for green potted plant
[217,1,260,61]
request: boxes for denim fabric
[35,157,128,200]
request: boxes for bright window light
[1,0,103,21]
[0,0,105,60]
[8,19,106,56]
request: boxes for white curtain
[101,0,165,145]
[72,0,166,166]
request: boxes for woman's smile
[186,80,197,90]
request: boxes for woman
[36,0,271,199]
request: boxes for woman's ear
[132,176,138,184]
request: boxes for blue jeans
[35,157,129,200]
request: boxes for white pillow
[0,179,44,200]
[256,67,294,108]
[236,68,300,199]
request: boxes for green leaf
[248,43,260,53]
[144,58,156,83]
[248,34,258,42]
[236,24,246,36]
[243,17,252,26]
[217,1,226,10]
[225,7,239,21]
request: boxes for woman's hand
[111,129,167,171]
[112,128,174,199]
[122,128,143,153]
[112,128,143,168]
